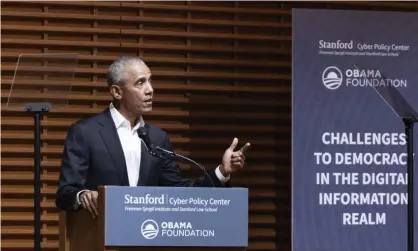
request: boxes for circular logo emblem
[322,66,343,90]
[141,219,159,239]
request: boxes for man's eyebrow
[136,72,151,78]
[135,75,151,83]
[135,77,146,83]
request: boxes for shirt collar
[109,103,144,130]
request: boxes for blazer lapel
[97,109,129,186]
[138,127,152,186]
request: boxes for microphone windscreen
[137,127,153,150]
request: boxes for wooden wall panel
[1,1,417,251]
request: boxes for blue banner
[292,9,418,251]
[104,186,248,247]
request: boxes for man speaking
[55,57,251,218]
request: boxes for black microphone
[137,127,215,187]
[137,127,156,154]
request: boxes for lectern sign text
[104,186,248,247]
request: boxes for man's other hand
[81,190,98,218]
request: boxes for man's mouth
[144,98,152,105]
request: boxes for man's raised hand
[220,138,251,176]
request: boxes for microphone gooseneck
[137,127,215,187]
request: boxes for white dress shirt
[76,103,230,205]
[109,103,143,186]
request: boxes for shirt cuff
[215,166,230,184]
[76,189,89,205]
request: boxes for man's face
[113,62,154,116]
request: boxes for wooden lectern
[59,186,248,251]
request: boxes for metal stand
[154,146,215,187]
[137,127,216,187]
[403,117,417,251]
[26,102,51,251]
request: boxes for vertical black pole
[26,102,50,251]
[34,112,42,251]
[403,117,415,251]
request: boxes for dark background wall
[1,1,417,250]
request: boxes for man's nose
[145,81,153,94]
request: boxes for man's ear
[110,85,122,100]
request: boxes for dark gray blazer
[55,108,223,211]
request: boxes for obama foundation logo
[141,219,159,239]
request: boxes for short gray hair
[107,56,146,87]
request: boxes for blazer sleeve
[55,123,90,211]
[157,131,224,187]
